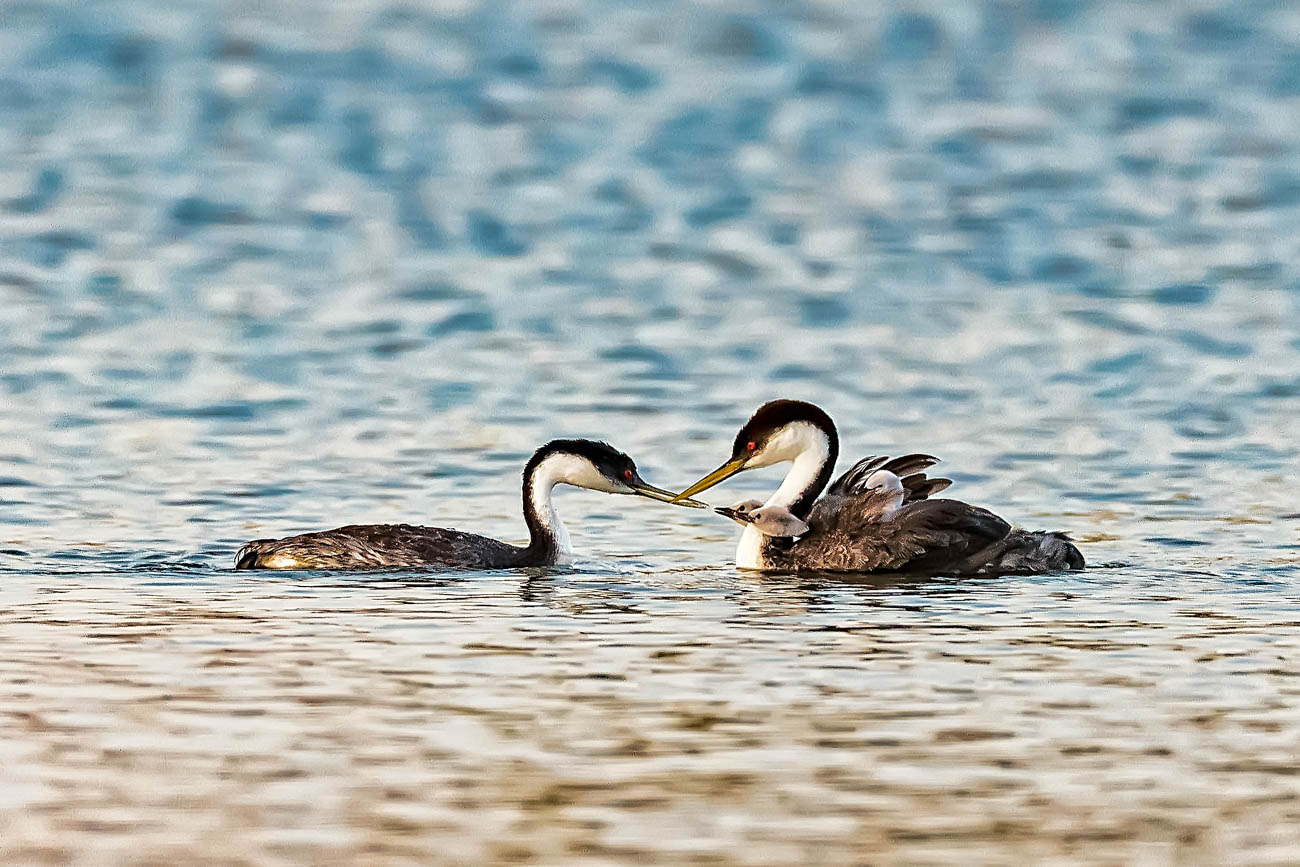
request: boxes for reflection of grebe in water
[235,440,704,571]
[675,400,1085,575]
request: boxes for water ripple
[1,0,1299,861]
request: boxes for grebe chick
[863,469,905,517]
[715,501,811,538]
[673,399,1085,574]
[235,439,705,571]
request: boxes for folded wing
[795,495,1010,572]
[787,454,1008,572]
[825,453,953,502]
[236,523,524,570]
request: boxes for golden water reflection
[1,567,1297,863]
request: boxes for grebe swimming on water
[673,400,1084,574]
[236,439,704,571]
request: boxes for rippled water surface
[2,0,1300,862]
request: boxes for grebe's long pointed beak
[671,457,747,503]
[631,480,708,508]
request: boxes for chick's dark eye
[746,441,757,452]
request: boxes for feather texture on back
[760,453,1081,574]
[236,524,529,570]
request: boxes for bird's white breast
[735,525,766,570]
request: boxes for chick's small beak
[671,456,748,503]
[630,478,708,508]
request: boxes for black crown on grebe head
[526,439,640,487]
[728,400,838,461]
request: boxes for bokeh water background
[1,0,1299,862]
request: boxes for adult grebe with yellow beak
[674,400,1084,575]
[236,439,704,570]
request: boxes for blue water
[1,0,1298,862]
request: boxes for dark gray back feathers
[765,452,1083,575]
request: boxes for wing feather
[784,497,1010,573]
[825,453,951,502]
[825,455,889,496]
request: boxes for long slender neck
[761,424,838,521]
[521,457,575,564]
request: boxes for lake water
[2,0,1299,862]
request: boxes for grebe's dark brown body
[677,401,1084,575]
[757,454,1082,574]
[235,522,538,571]
[235,440,702,571]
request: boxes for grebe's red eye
[746,441,756,452]
[623,468,634,480]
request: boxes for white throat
[736,525,765,569]
[528,452,616,562]
[760,423,832,511]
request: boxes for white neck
[528,453,600,562]
[762,427,832,510]
[736,525,765,569]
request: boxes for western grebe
[673,400,1085,574]
[235,439,705,571]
